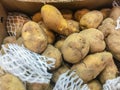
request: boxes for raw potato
[15,37,24,45]
[88,80,102,90]
[22,21,47,53]
[74,9,89,21]
[71,52,112,82]
[80,28,106,53]
[27,83,50,90]
[109,7,120,20]
[61,33,89,64]
[80,10,103,29]
[0,73,25,90]
[98,18,116,38]
[42,44,62,70]
[54,39,65,50]
[99,57,118,84]
[100,8,111,19]
[61,9,73,19]
[3,36,16,44]
[38,21,55,44]
[32,12,42,22]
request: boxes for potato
[61,33,89,64]
[99,57,118,84]
[38,21,55,44]
[98,18,116,38]
[52,65,69,83]
[42,44,62,70]
[32,12,42,22]
[100,8,111,19]
[15,37,24,45]
[74,9,89,21]
[80,28,106,53]
[61,9,73,19]
[3,36,16,44]
[88,80,102,90]
[109,7,120,21]
[54,39,65,50]
[71,52,112,83]
[0,73,25,90]
[105,31,120,61]
[22,21,47,53]
[80,10,103,29]
[27,83,50,90]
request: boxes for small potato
[74,9,89,21]
[32,12,42,22]
[3,36,16,44]
[99,57,118,84]
[80,28,106,53]
[88,80,102,90]
[100,8,111,19]
[22,21,47,53]
[0,73,25,90]
[61,9,73,19]
[80,10,103,29]
[54,39,65,50]
[38,21,55,44]
[42,44,62,70]
[109,7,120,21]
[61,33,89,64]
[71,52,112,83]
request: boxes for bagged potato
[54,39,65,50]
[3,36,16,44]
[22,21,47,53]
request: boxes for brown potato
[61,9,73,19]
[100,8,111,19]
[61,33,89,64]
[74,9,89,21]
[54,39,65,50]
[71,52,112,83]
[15,37,24,45]
[3,36,16,44]
[22,21,47,53]
[42,44,62,70]
[80,10,103,29]
[80,28,106,53]
[38,21,55,44]
[88,80,102,90]
[32,12,42,22]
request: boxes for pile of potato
[1,4,120,90]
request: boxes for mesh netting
[53,70,90,90]
[0,44,55,84]
[112,0,120,7]
[115,17,120,30]
[103,77,120,90]
[6,12,30,37]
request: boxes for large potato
[71,52,112,83]
[42,44,62,70]
[80,28,106,53]
[61,33,89,64]
[22,21,47,53]
[0,73,25,90]
[80,10,103,29]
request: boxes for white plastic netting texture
[103,77,120,90]
[0,44,55,84]
[53,70,90,90]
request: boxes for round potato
[3,36,16,44]
[22,21,47,53]
[80,10,103,29]
[61,33,89,64]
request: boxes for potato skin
[3,36,16,44]
[61,33,89,64]
[80,10,103,29]
[88,80,102,90]
[42,44,62,70]
[54,39,65,50]
[80,28,106,53]
[71,52,112,83]
[22,21,47,53]
[32,12,42,22]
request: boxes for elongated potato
[80,28,106,53]
[22,21,47,53]
[80,10,103,29]
[42,44,62,70]
[71,52,112,83]
[61,33,89,64]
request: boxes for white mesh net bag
[53,70,90,90]
[103,77,120,90]
[115,16,120,30]
[0,44,55,84]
